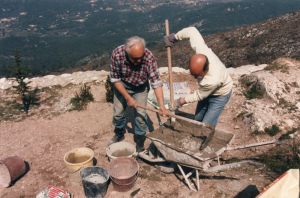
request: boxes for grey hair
[125,36,146,53]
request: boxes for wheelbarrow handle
[226,139,278,151]
[136,104,207,127]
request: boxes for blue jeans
[113,82,149,136]
[194,91,232,128]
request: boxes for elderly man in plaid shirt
[108,36,167,152]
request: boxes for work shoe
[134,134,146,153]
[107,135,125,146]
[107,128,125,146]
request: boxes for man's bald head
[125,36,145,65]
[189,54,209,78]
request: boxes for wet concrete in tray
[147,119,214,153]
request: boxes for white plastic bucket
[106,142,136,161]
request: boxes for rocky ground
[206,12,300,68]
[152,11,300,71]
[0,58,299,197]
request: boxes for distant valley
[0,0,300,76]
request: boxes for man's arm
[185,83,219,103]
[113,82,137,107]
[110,49,137,107]
[146,51,168,115]
[175,27,209,54]
[153,86,167,114]
[177,83,219,106]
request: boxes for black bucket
[80,167,110,198]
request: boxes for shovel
[137,104,215,149]
[136,104,215,149]
[137,104,206,128]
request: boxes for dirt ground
[0,74,281,198]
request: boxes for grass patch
[0,100,24,121]
[279,128,299,141]
[39,87,61,106]
[239,75,266,100]
[244,84,265,99]
[264,124,280,136]
[265,62,289,73]
[290,81,299,88]
[105,75,114,103]
[260,139,300,174]
[70,84,94,111]
[278,98,297,112]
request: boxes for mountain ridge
[76,11,300,72]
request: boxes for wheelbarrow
[138,118,279,192]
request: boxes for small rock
[284,119,294,128]
[234,125,240,129]
[296,102,300,110]
[60,73,72,78]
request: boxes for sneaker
[107,134,125,146]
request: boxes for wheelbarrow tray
[147,120,234,169]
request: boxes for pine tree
[12,51,33,113]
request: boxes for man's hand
[126,97,138,108]
[176,97,186,108]
[168,97,186,111]
[164,33,177,48]
[159,106,169,117]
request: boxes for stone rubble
[0,70,109,90]
[0,67,191,90]
[1,59,299,135]
[236,59,300,133]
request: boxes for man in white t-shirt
[164,27,233,128]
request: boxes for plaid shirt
[110,45,162,89]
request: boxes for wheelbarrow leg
[196,169,200,191]
[177,164,198,192]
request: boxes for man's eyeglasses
[125,51,144,65]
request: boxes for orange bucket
[0,156,27,187]
[108,157,139,192]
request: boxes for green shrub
[105,75,114,103]
[278,98,297,112]
[265,62,289,73]
[70,84,94,111]
[261,138,300,174]
[279,128,298,140]
[264,124,280,136]
[250,36,265,48]
[244,84,265,99]
[239,75,266,99]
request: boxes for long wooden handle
[165,19,175,110]
[137,104,206,127]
